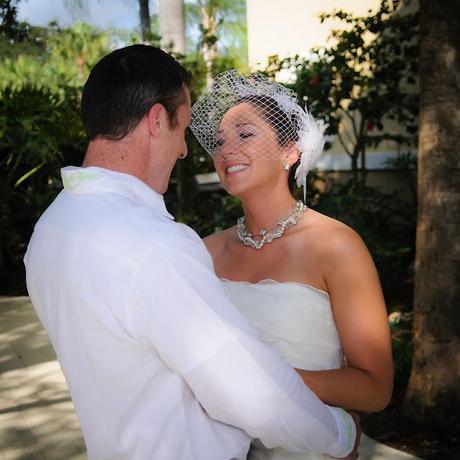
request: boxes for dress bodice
[221,279,343,460]
[221,279,343,371]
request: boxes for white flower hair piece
[294,109,327,202]
[190,69,326,201]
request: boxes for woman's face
[213,102,293,198]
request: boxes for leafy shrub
[0,86,86,292]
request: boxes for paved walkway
[0,296,423,460]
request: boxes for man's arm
[129,239,356,457]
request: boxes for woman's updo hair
[236,95,300,147]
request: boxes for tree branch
[337,131,352,157]
[342,109,359,139]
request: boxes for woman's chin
[219,172,251,197]
[221,182,247,198]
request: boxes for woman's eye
[215,138,224,147]
[240,132,254,139]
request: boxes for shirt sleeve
[129,237,356,458]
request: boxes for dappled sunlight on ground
[0,297,86,459]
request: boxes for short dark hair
[81,45,191,141]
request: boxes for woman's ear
[282,142,300,167]
[147,103,167,138]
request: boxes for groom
[25,45,359,459]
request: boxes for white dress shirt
[24,166,356,460]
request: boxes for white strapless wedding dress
[221,279,344,460]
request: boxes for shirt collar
[61,166,175,220]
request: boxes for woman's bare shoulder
[304,209,366,256]
[203,227,236,257]
[302,210,377,290]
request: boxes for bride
[191,70,393,460]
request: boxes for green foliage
[0,86,86,290]
[316,177,416,300]
[179,192,243,237]
[0,22,108,96]
[0,18,108,289]
[389,310,414,388]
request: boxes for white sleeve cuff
[325,407,356,458]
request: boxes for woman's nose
[214,140,237,161]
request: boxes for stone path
[0,296,423,460]
[0,297,85,460]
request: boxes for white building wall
[247,0,381,68]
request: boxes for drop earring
[283,163,290,171]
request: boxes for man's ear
[147,103,167,138]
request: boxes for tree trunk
[359,145,367,185]
[351,150,359,182]
[403,0,460,426]
[200,4,218,89]
[139,0,151,43]
[158,0,185,54]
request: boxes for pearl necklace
[236,201,308,250]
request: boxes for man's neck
[83,138,145,181]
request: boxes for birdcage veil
[190,69,327,200]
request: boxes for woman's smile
[224,162,251,175]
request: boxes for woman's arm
[296,225,393,413]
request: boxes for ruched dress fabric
[221,279,344,460]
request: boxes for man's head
[82,44,190,140]
[81,45,191,193]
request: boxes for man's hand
[335,411,361,460]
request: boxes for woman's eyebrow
[217,122,258,134]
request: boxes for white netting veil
[190,70,327,198]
